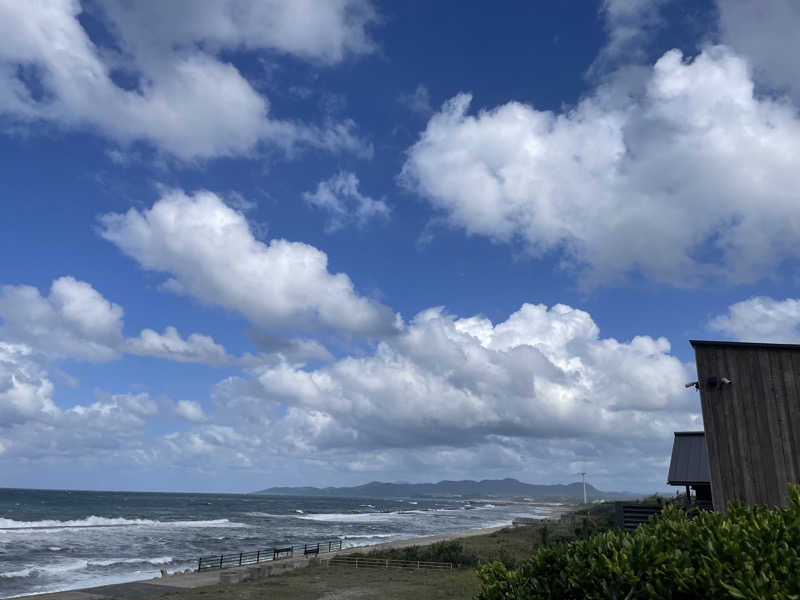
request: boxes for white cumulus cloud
[0,0,375,160]
[718,0,800,102]
[709,297,800,343]
[174,399,208,423]
[126,327,232,366]
[0,276,124,362]
[402,46,800,288]
[0,342,58,424]
[303,171,390,232]
[99,189,398,336]
[185,302,696,488]
[145,302,698,490]
[0,276,238,366]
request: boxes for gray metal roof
[690,339,800,350]
[667,432,711,485]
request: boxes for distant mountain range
[253,478,640,501]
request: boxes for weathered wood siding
[691,341,800,512]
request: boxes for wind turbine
[577,472,587,504]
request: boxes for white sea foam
[297,512,399,523]
[0,556,176,580]
[88,556,173,567]
[0,560,88,579]
[0,516,245,531]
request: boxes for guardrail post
[385,559,388,569]
[256,550,260,563]
[197,558,202,571]
[416,560,419,570]
[239,552,243,566]
[219,554,223,569]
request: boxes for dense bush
[476,485,800,600]
[359,540,479,567]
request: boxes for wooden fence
[197,540,343,570]
[324,556,452,570]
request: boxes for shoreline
[12,524,514,600]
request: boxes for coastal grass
[166,565,481,600]
[159,523,575,600]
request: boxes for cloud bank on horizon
[1,0,799,493]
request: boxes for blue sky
[2,0,800,494]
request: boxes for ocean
[0,488,558,598]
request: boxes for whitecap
[88,556,173,567]
[0,516,246,530]
[297,512,398,523]
[0,560,88,579]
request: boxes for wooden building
[667,431,713,508]
[690,340,800,512]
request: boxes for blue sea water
[0,488,557,598]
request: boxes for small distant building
[691,340,800,512]
[667,432,712,508]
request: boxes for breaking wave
[0,516,245,530]
[1,561,88,579]
[296,512,399,523]
[87,556,174,567]
[0,556,175,581]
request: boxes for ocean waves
[0,561,88,580]
[0,557,176,579]
[0,516,245,531]
[0,489,555,599]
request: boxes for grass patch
[347,540,480,567]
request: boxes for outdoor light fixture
[704,376,732,390]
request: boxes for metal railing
[197,540,343,570]
[324,556,453,570]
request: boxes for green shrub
[356,540,479,567]
[476,485,800,600]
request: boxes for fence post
[197,558,201,571]
[219,554,223,569]
[416,560,419,570]
[239,552,243,566]
[385,559,388,569]
[256,550,260,563]
[328,541,331,552]
[355,558,358,569]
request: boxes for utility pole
[578,472,587,504]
